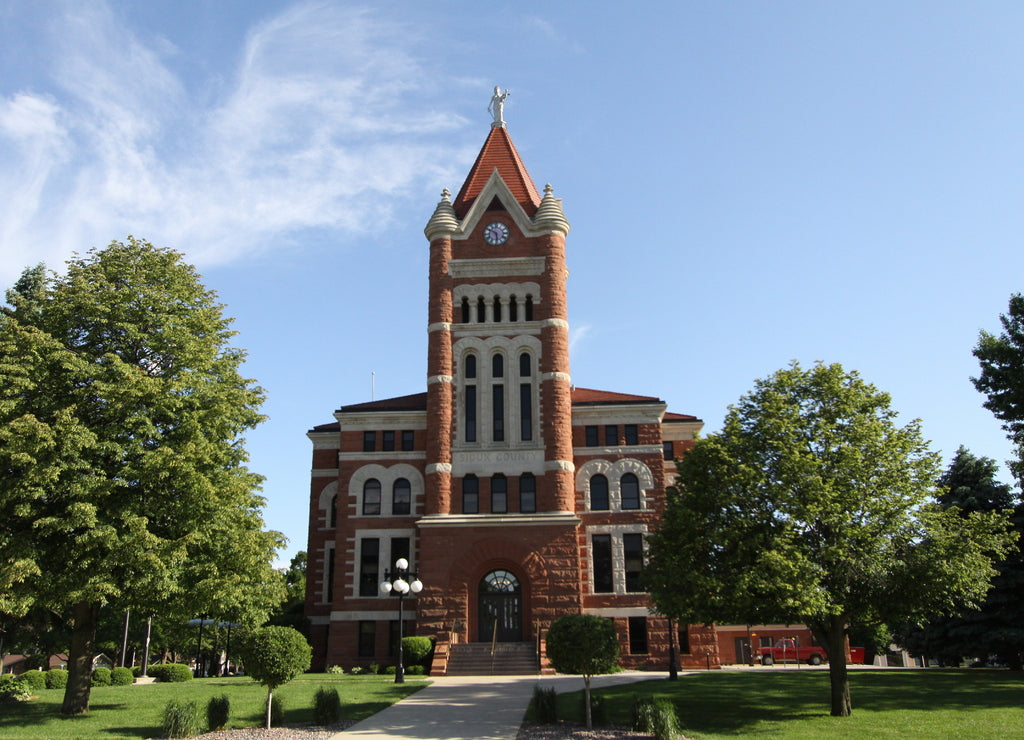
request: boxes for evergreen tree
[0,239,284,714]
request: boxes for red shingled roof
[336,392,428,414]
[453,126,542,218]
[570,387,661,405]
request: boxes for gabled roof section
[453,126,541,218]
[336,392,428,414]
[571,387,663,406]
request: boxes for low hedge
[45,669,69,689]
[17,671,46,691]
[92,666,112,686]
[111,667,134,685]
[149,663,194,683]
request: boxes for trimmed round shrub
[401,636,434,667]
[149,663,194,683]
[45,669,69,689]
[313,687,341,726]
[380,665,397,675]
[162,699,201,738]
[91,666,112,686]
[0,675,32,703]
[111,667,134,686]
[17,670,47,691]
[406,665,426,675]
[207,694,231,731]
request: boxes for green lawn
[553,669,1024,739]
[0,673,428,740]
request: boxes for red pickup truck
[758,638,827,666]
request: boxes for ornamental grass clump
[313,686,342,725]
[162,699,201,738]
[632,695,682,740]
[207,694,231,731]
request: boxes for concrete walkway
[333,671,666,740]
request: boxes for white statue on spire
[488,86,510,125]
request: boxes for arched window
[491,474,507,514]
[492,353,504,377]
[621,473,640,510]
[393,478,411,516]
[525,295,534,321]
[519,353,531,376]
[465,354,477,378]
[493,296,502,323]
[509,295,518,321]
[461,297,470,324]
[363,479,381,515]
[465,353,477,443]
[519,474,536,513]
[329,494,338,528]
[477,296,486,323]
[590,474,610,511]
[462,475,479,514]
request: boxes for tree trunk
[584,675,592,729]
[265,687,273,729]
[62,601,100,715]
[820,616,852,717]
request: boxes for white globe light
[395,558,409,570]
[394,578,409,594]
[410,579,423,593]
[380,581,393,595]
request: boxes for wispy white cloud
[0,1,473,283]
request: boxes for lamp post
[379,558,423,683]
[667,617,678,680]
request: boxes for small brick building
[304,113,720,673]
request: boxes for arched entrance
[478,570,522,642]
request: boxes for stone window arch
[318,481,339,528]
[350,464,425,517]
[577,459,654,512]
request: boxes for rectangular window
[382,430,395,451]
[520,384,532,441]
[391,537,410,569]
[325,546,336,603]
[465,386,477,442]
[359,538,380,597]
[462,476,479,514]
[679,625,691,654]
[491,475,507,514]
[358,621,376,658]
[592,534,613,593]
[625,424,639,445]
[401,430,415,451]
[624,533,644,593]
[604,425,618,446]
[629,616,648,654]
[493,385,505,442]
[585,426,599,446]
[663,441,674,460]
[363,431,376,452]
[519,475,536,513]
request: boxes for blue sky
[3,1,1023,566]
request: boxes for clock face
[483,221,510,246]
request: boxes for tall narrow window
[625,424,639,445]
[326,546,336,602]
[391,536,410,567]
[663,441,674,460]
[493,296,502,322]
[679,625,691,654]
[402,430,415,451]
[358,621,376,657]
[628,616,648,654]
[462,475,479,514]
[392,478,411,516]
[491,474,507,514]
[590,474,609,511]
[525,295,534,321]
[621,473,640,510]
[509,295,518,321]
[359,538,380,596]
[329,494,337,528]
[492,354,504,377]
[585,426,599,447]
[520,384,532,441]
[477,296,486,323]
[465,354,477,378]
[461,297,470,324]
[382,430,395,451]
[363,479,381,515]
[519,474,536,513]
[466,386,477,443]
[363,431,376,452]
[493,384,505,441]
[604,425,618,446]
[624,533,644,592]
[592,534,613,593]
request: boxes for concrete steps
[446,642,538,676]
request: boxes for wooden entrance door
[478,570,522,642]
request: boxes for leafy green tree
[238,626,312,729]
[973,293,1024,485]
[545,614,620,729]
[645,362,1013,717]
[896,447,1024,668]
[268,551,309,635]
[0,239,285,714]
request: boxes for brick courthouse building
[304,104,721,673]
